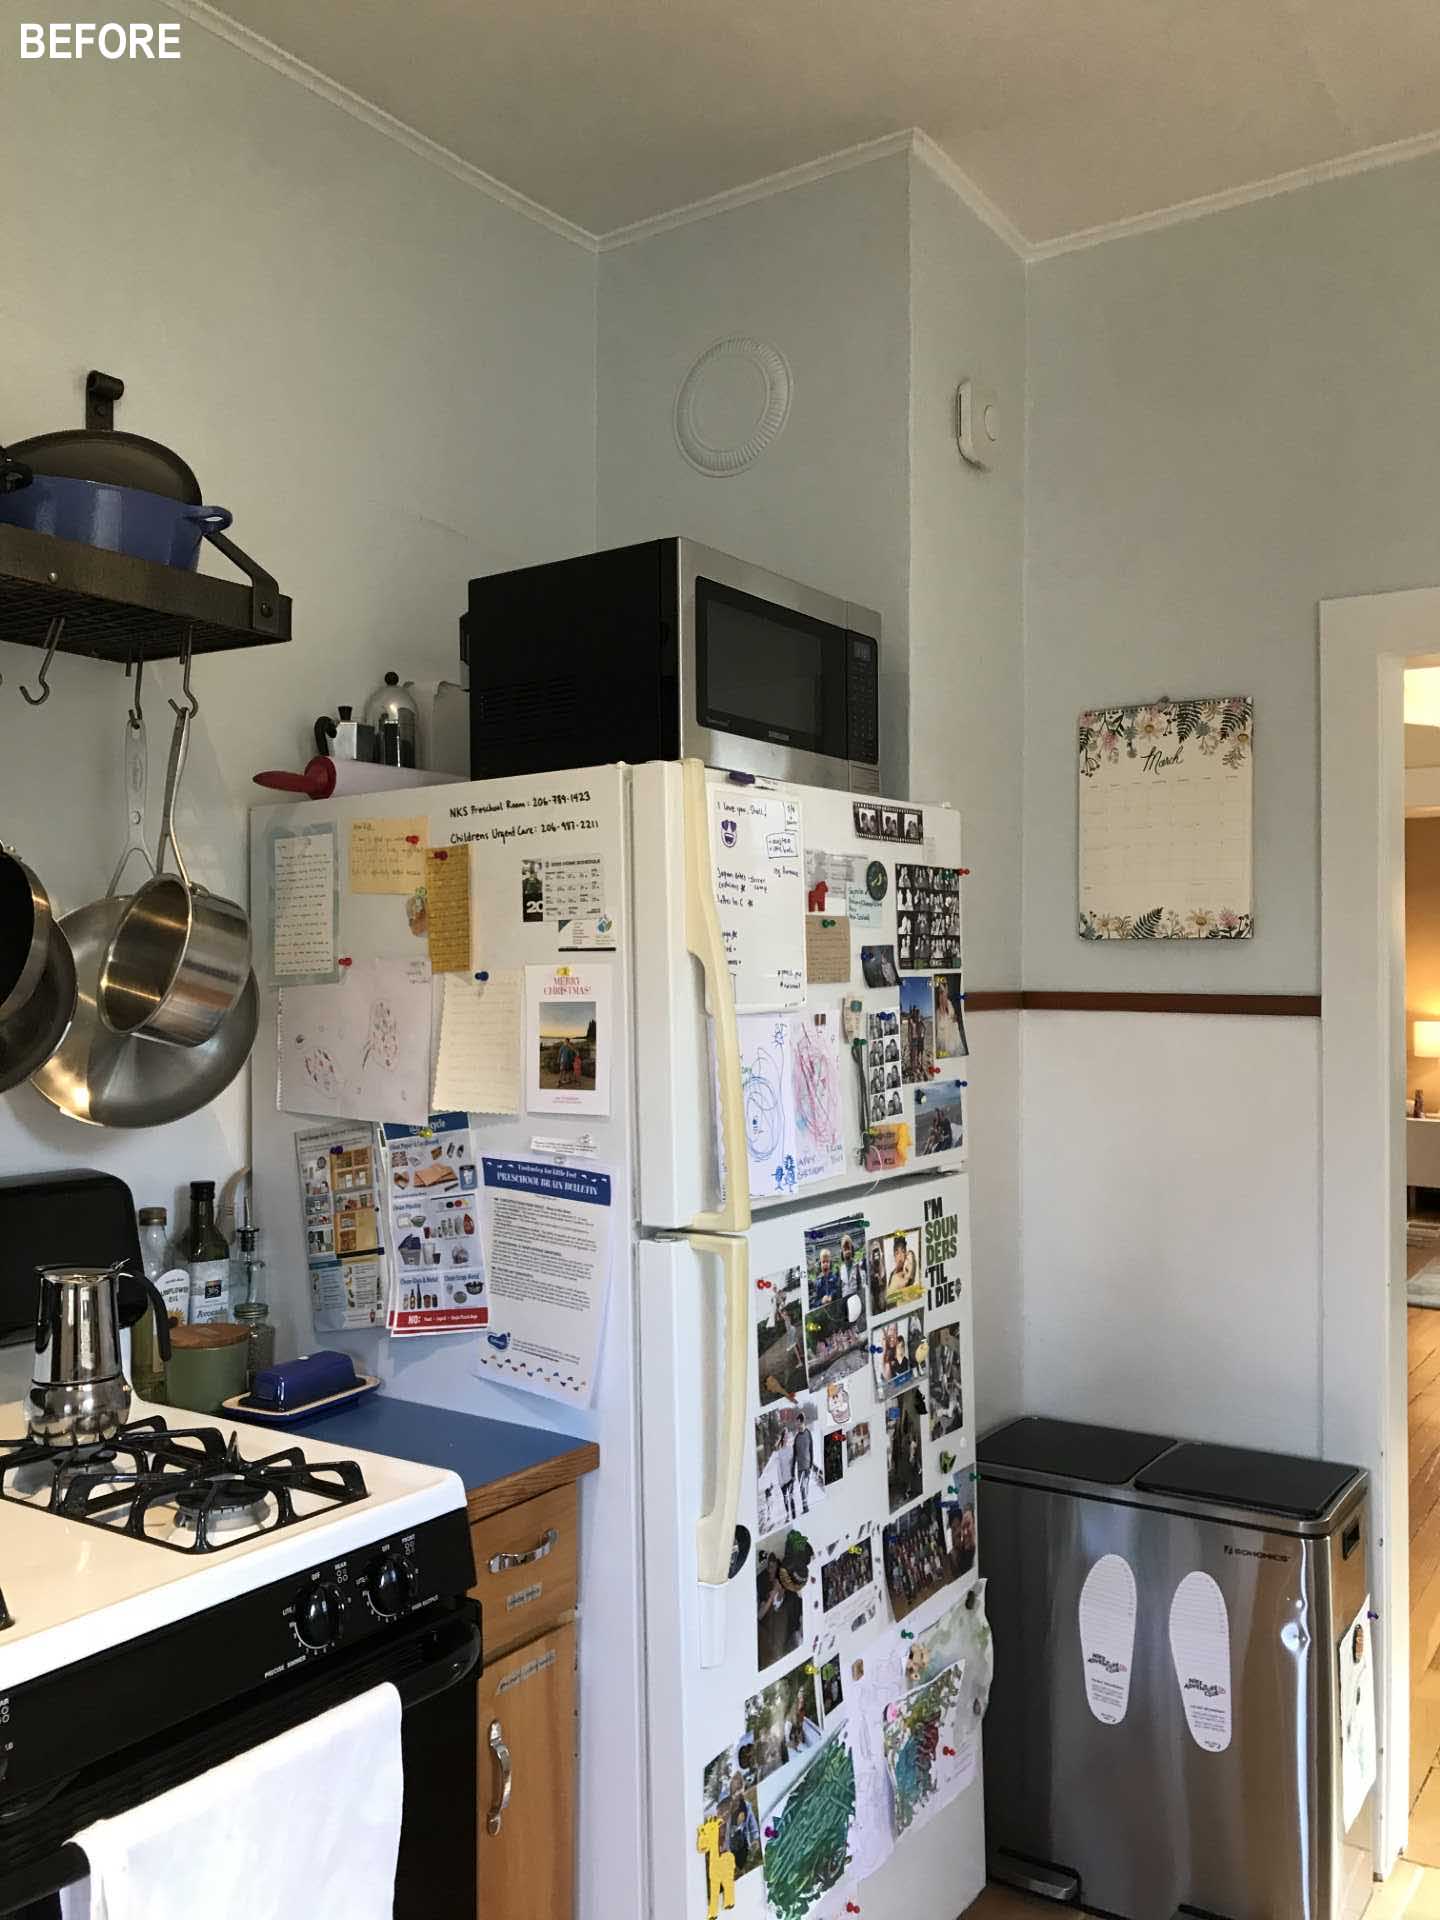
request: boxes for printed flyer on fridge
[382,1111,489,1334]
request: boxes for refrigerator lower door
[639,1172,983,1920]
[631,762,967,1235]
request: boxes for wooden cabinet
[467,1465,593,1919]
[475,1621,577,1919]
[469,1483,579,1664]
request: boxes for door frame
[1320,586,1440,1870]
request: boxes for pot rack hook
[126,650,145,729]
[169,627,198,719]
[20,617,64,707]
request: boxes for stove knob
[366,1553,416,1619]
[295,1583,342,1649]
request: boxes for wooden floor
[963,1873,1440,1917]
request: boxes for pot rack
[0,371,291,666]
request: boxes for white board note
[278,957,433,1126]
[710,788,806,1011]
[431,970,522,1115]
[272,827,337,979]
[1078,696,1253,940]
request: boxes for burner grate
[0,1418,368,1552]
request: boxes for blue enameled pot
[0,473,232,569]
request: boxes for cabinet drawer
[470,1483,577,1660]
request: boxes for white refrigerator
[249,758,986,1920]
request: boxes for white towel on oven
[61,1680,402,1920]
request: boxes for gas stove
[0,1396,467,1695]
[0,1396,478,1918]
[0,1415,370,1555]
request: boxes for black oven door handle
[400,1616,480,1711]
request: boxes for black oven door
[0,1604,479,1920]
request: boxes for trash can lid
[977,1416,1177,1486]
[1133,1442,1363,1519]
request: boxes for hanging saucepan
[98,705,250,1049]
[31,714,257,1127]
[0,849,77,1093]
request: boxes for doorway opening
[1402,669,1440,1859]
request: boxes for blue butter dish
[227,1349,379,1424]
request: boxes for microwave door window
[698,583,846,754]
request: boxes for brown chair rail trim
[965,990,1319,1017]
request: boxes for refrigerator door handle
[691,1228,750,1667]
[681,757,752,1236]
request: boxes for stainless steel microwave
[463,537,881,792]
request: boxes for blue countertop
[247,1394,598,1516]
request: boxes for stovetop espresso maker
[27,1261,171,1446]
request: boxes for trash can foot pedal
[987,1851,1080,1902]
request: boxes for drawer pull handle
[487,1718,513,1836]
[491,1720,518,1835]
[488,1527,558,1574]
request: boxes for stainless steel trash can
[979,1417,1373,1920]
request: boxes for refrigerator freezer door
[639,1171,983,1920]
[632,763,967,1232]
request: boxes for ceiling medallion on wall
[673,336,792,476]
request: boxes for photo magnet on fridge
[928,1321,964,1441]
[883,1491,952,1621]
[756,1404,825,1534]
[866,1225,922,1317]
[871,1308,927,1402]
[700,1745,763,1894]
[933,972,968,1059]
[744,1663,823,1790]
[860,944,900,989]
[885,1388,926,1513]
[757,1265,808,1407]
[899,976,935,1085]
[757,1526,817,1672]
[914,1080,964,1156]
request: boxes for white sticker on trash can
[1169,1570,1232,1752]
[1078,1553,1137,1724]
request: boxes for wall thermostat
[955,379,999,469]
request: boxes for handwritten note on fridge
[431,970,522,1114]
[271,826,338,981]
[424,846,472,973]
[349,817,427,895]
[278,957,433,1125]
[710,788,806,1011]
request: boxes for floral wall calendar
[1077,695,1253,940]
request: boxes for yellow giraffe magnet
[696,1816,737,1917]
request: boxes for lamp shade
[1415,1020,1440,1058]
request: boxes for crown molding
[165,3,1440,271]
[906,131,1031,259]
[595,130,917,251]
[169,0,598,251]
[1027,124,1440,262]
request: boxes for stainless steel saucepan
[98,700,250,1048]
[0,847,77,1092]
[30,710,257,1128]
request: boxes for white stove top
[0,1399,465,1693]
